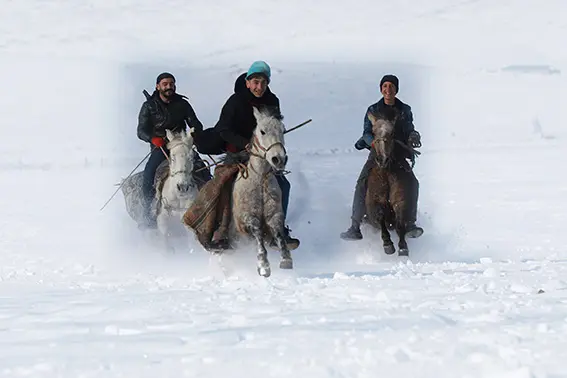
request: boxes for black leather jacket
[137,90,203,143]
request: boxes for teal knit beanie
[246,61,271,83]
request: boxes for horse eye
[260,130,266,135]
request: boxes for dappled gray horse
[229,107,293,277]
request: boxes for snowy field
[1,0,567,376]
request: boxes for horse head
[368,111,396,168]
[251,106,288,172]
[165,128,194,194]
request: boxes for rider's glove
[151,137,165,148]
[354,139,368,150]
[408,131,421,148]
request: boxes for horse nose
[177,182,189,193]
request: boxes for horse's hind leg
[245,217,271,277]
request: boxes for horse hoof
[258,266,271,277]
[398,248,409,257]
[384,244,396,255]
[279,258,293,269]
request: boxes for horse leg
[392,202,409,257]
[245,216,271,277]
[157,210,175,253]
[266,215,293,270]
[262,177,293,270]
[366,200,395,255]
[395,221,409,257]
[380,212,395,255]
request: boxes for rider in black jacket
[212,61,300,249]
[137,72,211,228]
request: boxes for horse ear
[252,106,262,120]
[165,129,174,141]
[186,128,195,141]
[367,112,377,125]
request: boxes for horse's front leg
[266,214,293,270]
[392,202,409,257]
[395,222,408,256]
[391,175,411,257]
[157,209,175,253]
[246,217,271,277]
[263,180,293,270]
[367,200,395,255]
[379,212,395,255]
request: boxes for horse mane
[255,104,284,121]
[371,113,394,137]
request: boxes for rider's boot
[207,229,232,253]
[283,225,300,250]
[269,225,300,250]
[206,239,232,253]
[340,220,363,241]
[405,222,424,238]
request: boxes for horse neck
[247,152,271,178]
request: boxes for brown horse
[365,112,419,257]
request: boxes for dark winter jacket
[137,91,203,143]
[357,98,417,159]
[214,72,281,152]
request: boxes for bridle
[234,131,287,180]
[371,135,394,167]
[247,133,287,160]
[164,140,192,177]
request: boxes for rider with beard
[137,72,211,229]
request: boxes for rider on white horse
[213,61,300,249]
[136,72,212,229]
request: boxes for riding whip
[193,118,313,173]
[284,119,312,134]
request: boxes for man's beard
[161,89,175,98]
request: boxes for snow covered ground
[1,0,566,376]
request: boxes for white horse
[155,128,200,250]
[229,107,292,277]
[121,128,199,251]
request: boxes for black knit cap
[156,72,175,84]
[380,74,399,92]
